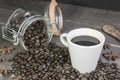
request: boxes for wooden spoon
[103,25,120,41]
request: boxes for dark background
[58,0,120,11]
[0,0,120,11]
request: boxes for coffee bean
[81,77,87,80]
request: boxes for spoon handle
[103,25,120,41]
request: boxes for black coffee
[71,36,100,46]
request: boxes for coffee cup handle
[60,33,68,47]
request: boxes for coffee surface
[71,36,100,46]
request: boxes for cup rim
[67,28,105,48]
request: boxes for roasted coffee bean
[81,77,88,80]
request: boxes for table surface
[0,1,120,79]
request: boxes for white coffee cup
[60,28,105,73]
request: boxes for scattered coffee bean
[103,42,111,50]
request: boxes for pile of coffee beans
[11,20,120,80]
[11,45,120,80]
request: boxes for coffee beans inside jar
[23,20,49,50]
[11,20,120,80]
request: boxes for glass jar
[2,0,63,50]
